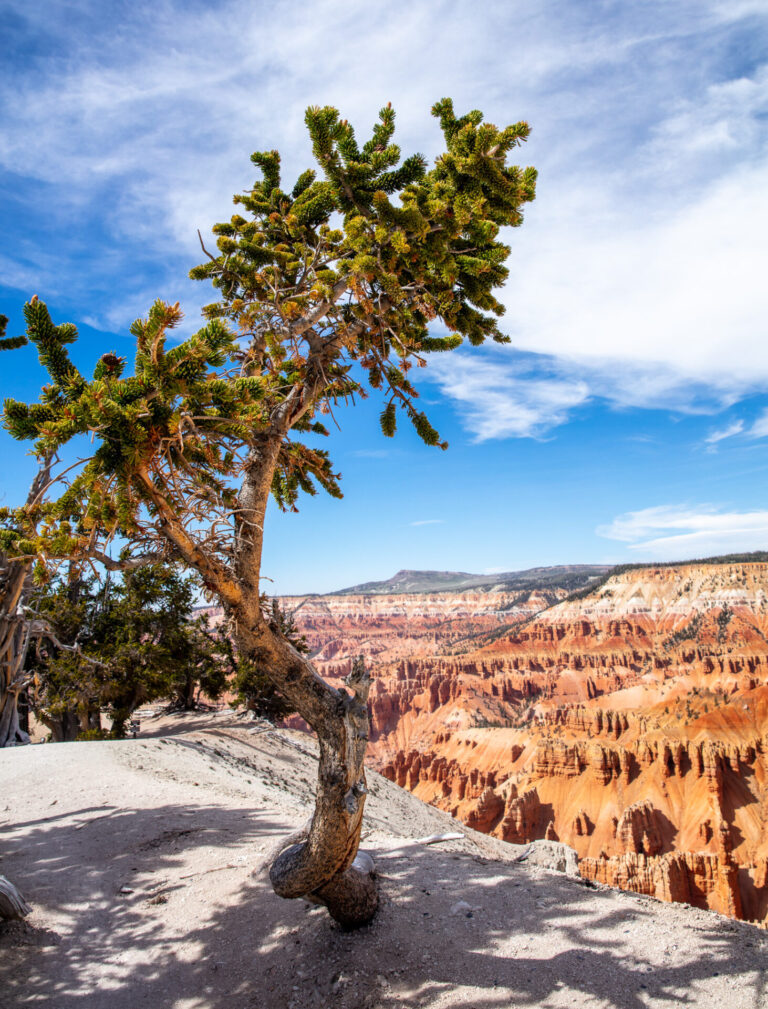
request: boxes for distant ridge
[565,550,768,600]
[331,553,768,598]
[331,565,612,596]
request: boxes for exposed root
[261,823,379,929]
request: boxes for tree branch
[135,467,242,608]
[276,278,350,340]
[90,550,167,572]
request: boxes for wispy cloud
[695,408,768,448]
[489,48,768,419]
[410,519,444,527]
[645,65,768,174]
[497,149,768,406]
[424,354,589,440]
[705,419,744,449]
[693,410,768,450]
[598,504,768,558]
[350,449,391,459]
[2,0,767,424]
[748,409,768,439]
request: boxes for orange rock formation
[281,561,768,924]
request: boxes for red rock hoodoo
[273,562,768,925]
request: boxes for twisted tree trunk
[0,555,32,748]
[36,708,81,743]
[230,431,378,928]
[138,424,380,926]
[0,876,31,920]
[237,628,377,928]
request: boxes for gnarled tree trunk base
[263,822,379,930]
[270,845,378,930]
[312,857,378,930]
[0,688,30,748]
[246,652,380,930]
[0,877,31,920]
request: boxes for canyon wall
[279,587,568,672]
[282,561,768,925]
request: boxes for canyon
[277,559,768,926]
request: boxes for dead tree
[0,457,51,747]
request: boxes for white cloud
[598,504,768,559]
[0,252,63,299]
[705,419,744,446]
[748,409,768,439]
[410,519,444,527]
[3,0,768,422]
[709,0,768,21]
[424,355,590,440]
[486,51,768,416]
[498,151,768,404]
[697,408,768,444]
[646,66,768,168]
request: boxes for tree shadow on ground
[236,848,767,1009]
[2,799,767,1009]
[135,711,247,738]
[0,800,282,1008]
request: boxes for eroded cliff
[282,561,768,925]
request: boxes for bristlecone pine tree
[2,100,536,927]
[29,564,234,740]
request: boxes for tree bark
[181,672,196,710]
[225,426,378,927]
[0,457,51,747]
[0,560,32,748]
[0,876,31,920]
[39,708,80,743]
[134,420,380,925]
[237,627,378,928]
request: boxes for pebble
[450,900,472,915]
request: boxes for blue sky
[2,0,768,594]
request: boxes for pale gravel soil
[1,711,767,1009]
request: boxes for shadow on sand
[1,797,767,1009]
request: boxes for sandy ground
[1,712,767,1009]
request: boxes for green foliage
[27,571,101,739]
[194,98,535,447]
[77,727,109,741]
[716,603,733,644]
[0,314,27,353]
[30,564,234,737]
[0,100,536,600]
